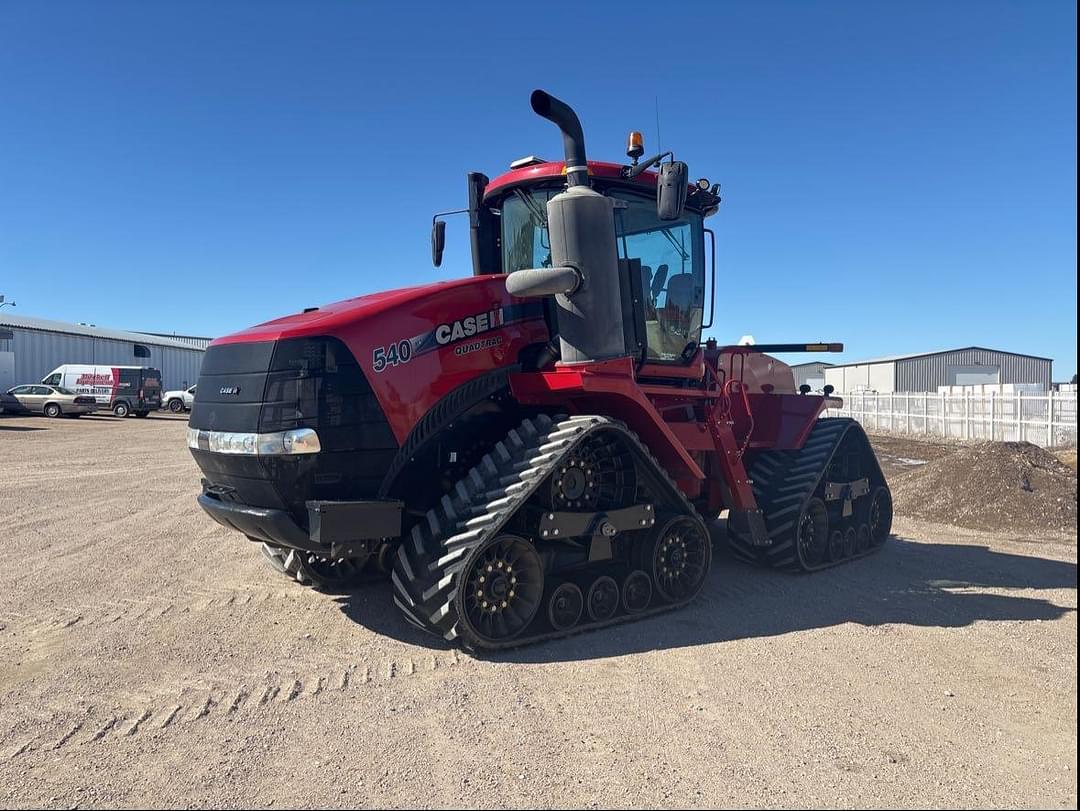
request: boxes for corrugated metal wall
[7,327,204,392]
[792,363,830,388]
[895,349,1051,392]
[825,362,897,393]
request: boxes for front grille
[189,336,399,521]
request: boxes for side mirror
[431,219,446,267]
[657,160,688,221]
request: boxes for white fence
[824,390,1077,448]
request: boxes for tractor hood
[211,278,486,347]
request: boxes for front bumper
[198,485,402,556]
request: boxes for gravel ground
[0,414,1075,808]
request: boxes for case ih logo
[75,373,113,386]
[219,386,241,396]
[434,309,504,346]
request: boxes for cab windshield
[501,188,706,361]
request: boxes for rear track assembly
[728,418,892,572]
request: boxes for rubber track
[391,414,709,652]
[728,418,889,572]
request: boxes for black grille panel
[190,336,399,520]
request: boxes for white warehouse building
[0,313,207,393]
[823,346,1053,394]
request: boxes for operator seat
[665,273,696,311]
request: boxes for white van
[41,364,163,418]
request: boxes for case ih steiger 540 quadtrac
[188,90,892,651]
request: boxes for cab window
[615,195,705,362]
[43,373,61,385]
[501,189,558,273]
[499,186,706,363]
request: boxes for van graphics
[371,302,543,373]
[75,372,115,386]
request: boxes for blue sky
[1,1,1076,375]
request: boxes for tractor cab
[432,114,720,370]
[486,164,714,365]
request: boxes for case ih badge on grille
[186,89,892,653]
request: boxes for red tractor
[189,90,892,651]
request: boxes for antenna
[654,96,662,155]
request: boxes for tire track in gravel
[0,584,319,637]
[4,647,469,760]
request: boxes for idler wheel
[458,534,545,645]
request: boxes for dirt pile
[891,441,1077,536]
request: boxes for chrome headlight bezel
[187,427,321,456]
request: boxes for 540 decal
[372,339,413,373]
[370,307,514,374]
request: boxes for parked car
[162,384,196,413]
[0,384,99,417]
[41,364,162,418]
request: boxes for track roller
[621,570,652,613]
[548,583,584,631]
[586,576,620,622]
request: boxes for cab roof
[483,160,719,214]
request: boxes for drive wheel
[795,498,829,568]
[457,534,544,646]
[113,401,130,418]
[547,582,583,631]
[867,487,893,545]
[586,576,619,622]
[169,398,185,413]
[621,570,652,614]
[648,514,711,602]
[44,403,61,418]
[259,543,369,592]
[548,434,635,511]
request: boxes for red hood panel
[207,274,551,444]
[211,278,483,347]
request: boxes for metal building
[0,313,206,393]
[131,331,213,350]
[790,361,833,392]
[823,346,1053,394]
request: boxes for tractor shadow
[334,525,1077,663]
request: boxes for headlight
[187,427,321,456]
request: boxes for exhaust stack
[529,90,589,188]
[505,90,628,364]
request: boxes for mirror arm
[431,208,468,268]
[622,151,672,179]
